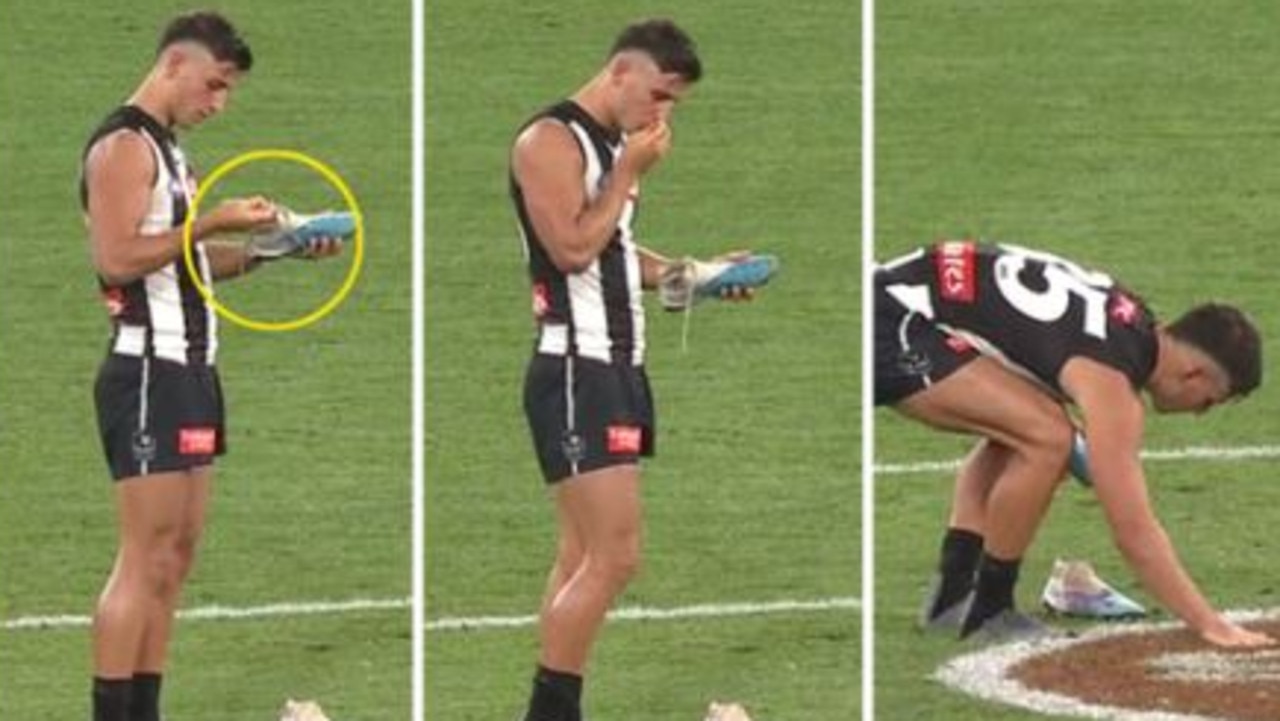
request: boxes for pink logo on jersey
[936,241,976,303]
[607,425,643,455]
[1110,293,1140,325]
[178,427,218,455]
[945,335,974,354]
[532,282,550,318]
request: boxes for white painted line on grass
[2,596,411,632]
[426,596,862,633]
[876,443,1280,477]
[936,608,1280,721]
[3,595,862,635]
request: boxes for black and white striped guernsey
[81,105,218,366]
[511,100,645,366]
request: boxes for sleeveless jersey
[511,100,645,366]
[876,240,1158,396]
[81,105,217,366]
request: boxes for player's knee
[171,533,201,584]
[137,527,194,598]
[140,545,181,599]
[1020,414,1074,478]
[597,541,642,587]
[556,537,585,570]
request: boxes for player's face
[168,47,242,128]
[1151,361,1232,415]
[613,55,690,132]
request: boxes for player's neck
[1149,329,1185,390]
[128,74,177,130]
[571,74,621,134]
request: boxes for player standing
[509,18,761,721]
[82,12,339,721]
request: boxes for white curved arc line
[935,608,1280,721]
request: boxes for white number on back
[994,245,1114,339]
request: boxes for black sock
[92,677,133,721]
[928,528,984,618]
[961,552,1021,637]
[129,673,162,721]
[523,665,583,721]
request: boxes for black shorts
[524,353,655,484]
[874,283,978,406]
[94,354,226,481]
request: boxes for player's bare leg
[543,464,642,668]
[133,466,210,719]
[915,439,1011,625]
[540,492,585,621]
[525,464,642,721]
[950,438,1011,534]
[92,468,209,721]
[898,356,1072,635]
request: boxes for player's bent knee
[1020,415,1074,478]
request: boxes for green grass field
[0,2,412,719]
[877,1,1280,718]
[425,2,860,720]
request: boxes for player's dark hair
[1168,303,1261,397]
[610,18,701,82]
[158,11,252,71]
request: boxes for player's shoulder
[86,128,154,169]
[85,128,158,183]
[514,117,577,154]
[512,117,582,177]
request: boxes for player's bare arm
[513,119,669,273]
[202,240,259,280]
[638,247,671,289]
[204,234,344,281]
[86,130,276,285]
[1063,357,1273,648]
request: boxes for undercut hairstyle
[1167,303,1262,397]
[610,18,701,83]
[158,11,253,71]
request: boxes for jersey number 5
[994,245,1114,340]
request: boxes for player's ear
[608,55,630,83]
[1184,363,1213,385]
[160,46,185,78]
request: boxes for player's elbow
[96,264,133,286]
[546,242,596,274]
[93,253,141,286]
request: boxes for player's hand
[295,235,345,260]
[709,250,756,301]
[1201,620,1275,648]
[209,196,278,233]
[619,120,672,176]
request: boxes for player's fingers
[719,285,754,301]
[309,236,343,257]
[243,195,277,214]
[715,249,751,263]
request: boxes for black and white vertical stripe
[512,101,645,366]
[82,106,217,366]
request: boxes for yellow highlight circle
[181,149,364,332]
